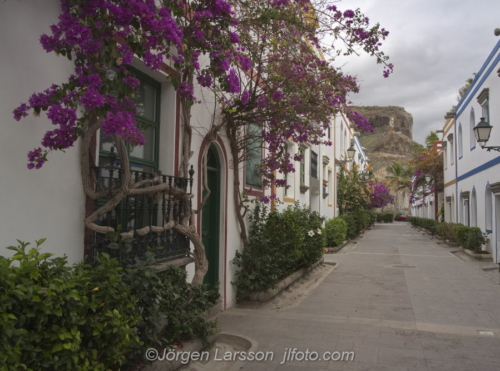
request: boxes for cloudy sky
[334,0,500,145]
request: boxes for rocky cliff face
[351,106,414,140]
[352,106,420,214]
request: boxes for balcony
[86,166,194,265]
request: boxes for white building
[331,112,369,216]
[0,1,368,309]
[442,39,500,262]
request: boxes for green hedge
[0,240,219,371]
[435,222,458,242]
[376,212,394,223]
[340,210,376,239]
[323,218,348,247]
[232,203,324,300]
[407,216,438,231]
[408,217,489,252]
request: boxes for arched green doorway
[201,145,220,287]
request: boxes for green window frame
[245,123,263,187]
[300,155,306,186]
[99,68,161,173]
[97,69,161,232]
[311,150,318,179]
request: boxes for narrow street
[212,222,500,371]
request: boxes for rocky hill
[351,106,421,214]
[351,106,414,140]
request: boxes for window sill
[283,197,295,203]
[300,185,309,193]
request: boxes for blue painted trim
[471,146,476,151]
[457,155,500,182]
[456,40,500,115]
[353,136,367,161]
[455,49,500,117]
[459,156,463,160]
[486,229,493,234]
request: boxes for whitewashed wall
[0,1,85,263]
[449,40,500,261]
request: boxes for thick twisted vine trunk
[80,101,209,285]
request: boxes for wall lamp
[473,117,500,152]
[359,170,371,182]
[346,143,356,160]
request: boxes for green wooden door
[202,146,220,287]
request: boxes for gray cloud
[333,0,500,144]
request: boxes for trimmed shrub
[383,212,394,223]
[409,218,489,252]
[232,202,324,300]
[408,216,437,231]
[435,222,458,241]
[365,210,377,226]
[340,213,358,239]
[465,227,488,252]
[453,224,469,246]
[324,218,348,247]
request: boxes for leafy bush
[383,212,394,223]
[377,212,394,223]
[339,210,375,239]
[409,218,490,252]
[324,218,348,247]
[465,227,488,252]
[120,254,219,360]
[0,240,219,371]
[453,224,469,246]
[365,210,377,226]
[232,203,324,300]
[0,240,141,371]
[408,216,437,231]
[340,213,358,239]
[435,222,458,241]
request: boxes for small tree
[337,166,371,214]
[410,148,444,210]
[368,181,394,209]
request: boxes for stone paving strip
[208,223,500,371]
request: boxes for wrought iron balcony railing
[86,165,194,265]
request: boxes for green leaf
[52,343,63,353]
[35,238,47,246]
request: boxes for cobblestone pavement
[211,222,500,371]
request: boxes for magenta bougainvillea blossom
[14,0,244,169]
[368,182,395,209]
[219,0,393,201]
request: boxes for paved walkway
[214,222,500,371]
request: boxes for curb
[244,258,324,303]
[459,246,493,261]
[324,239,350,254]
